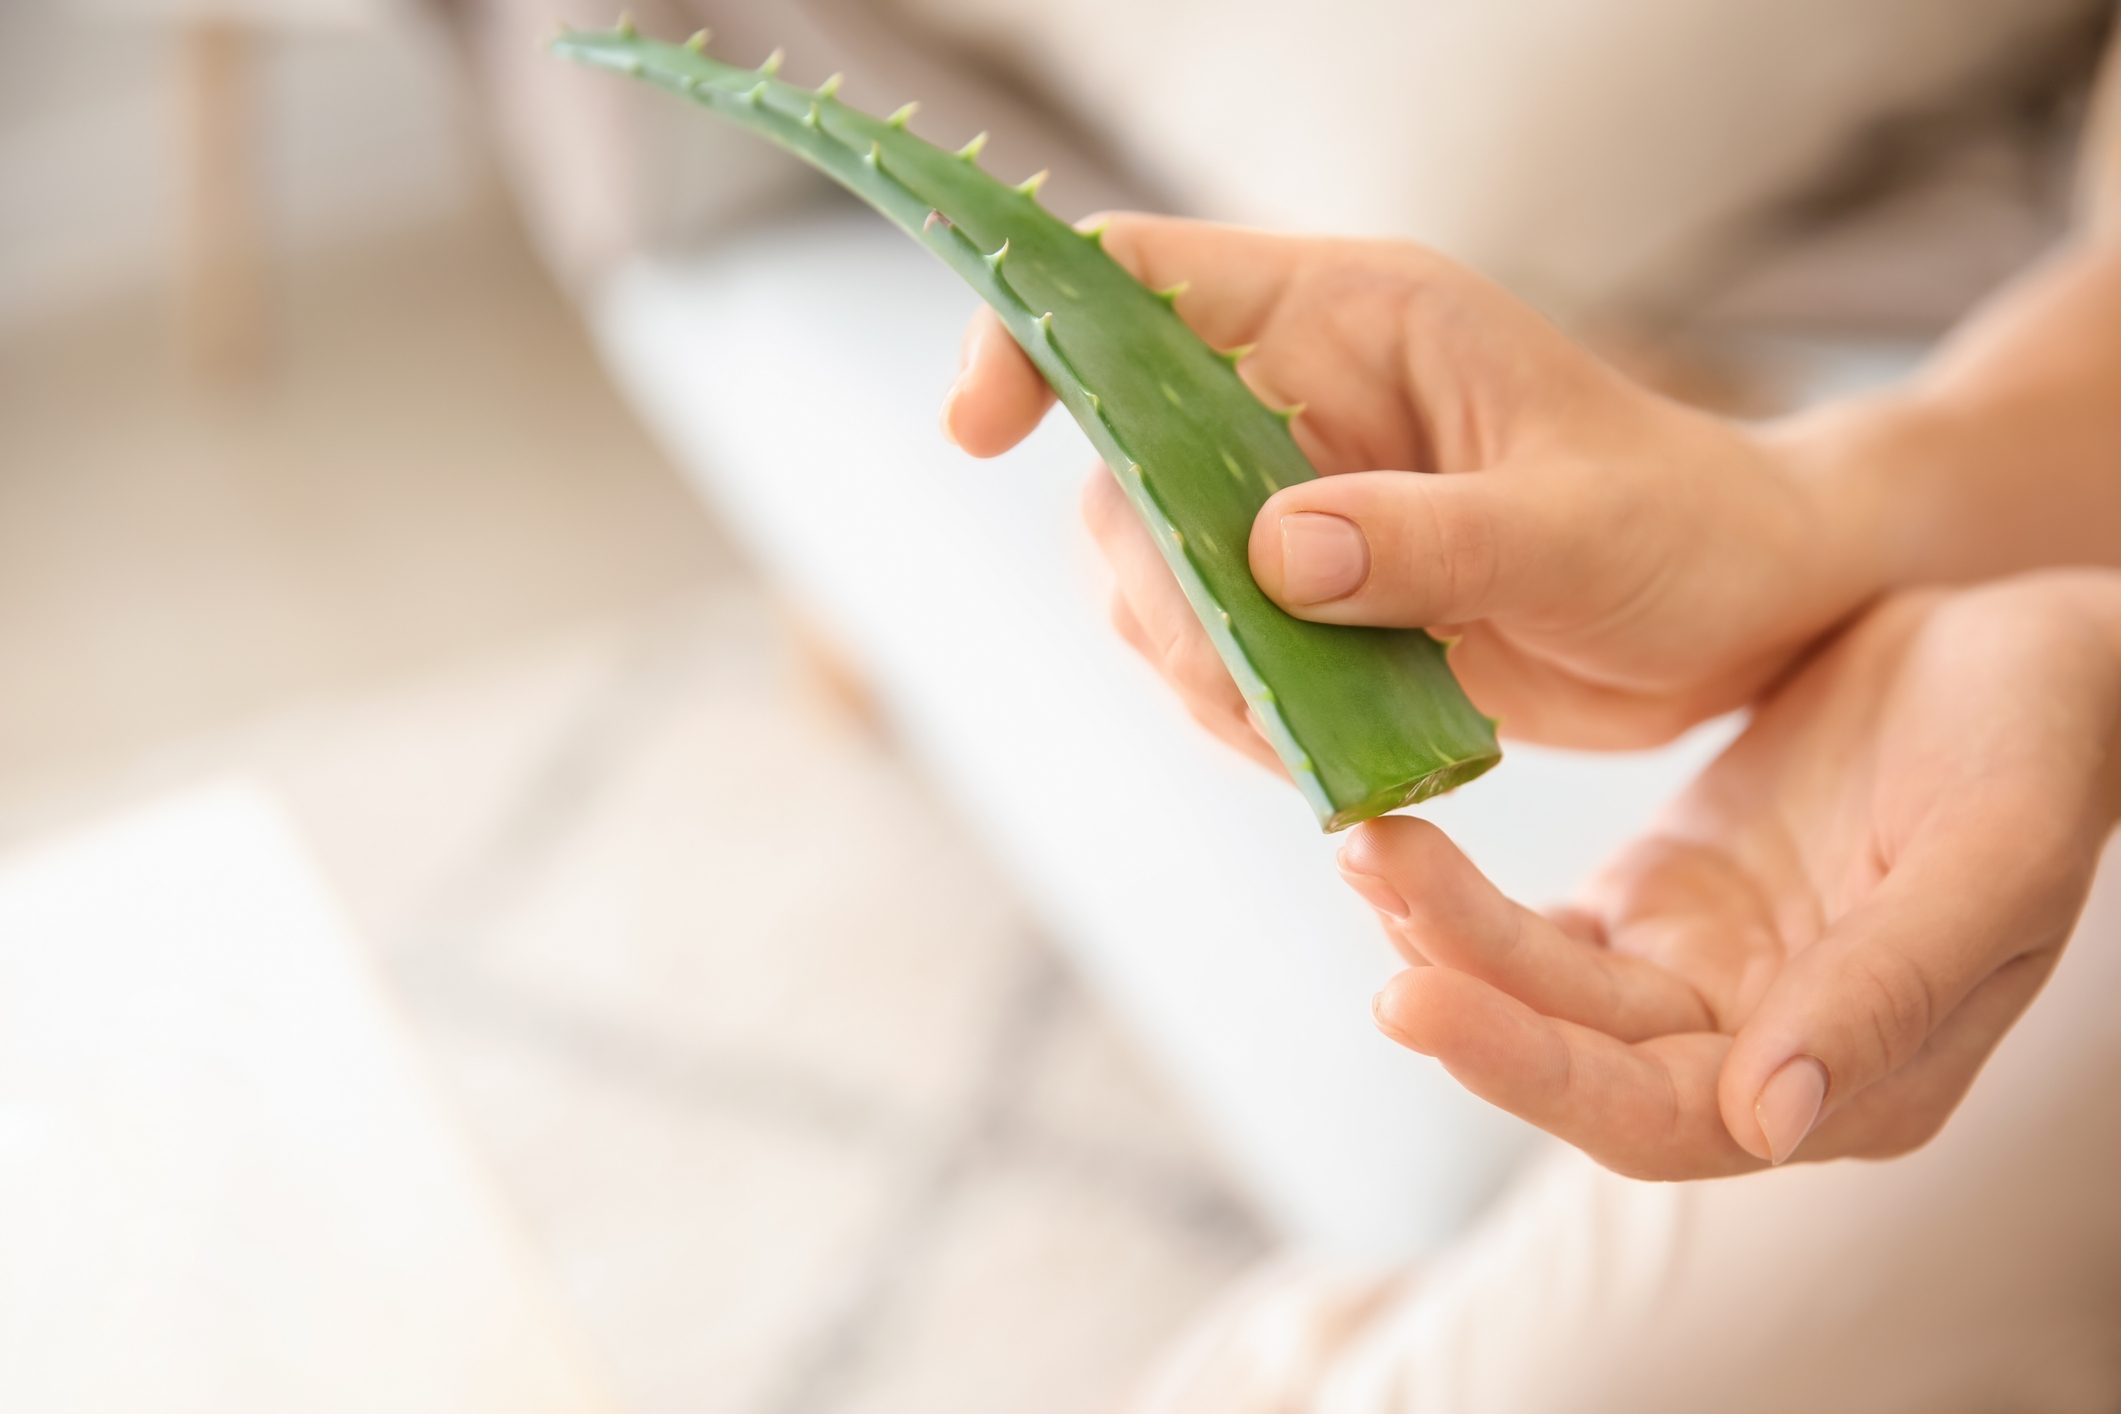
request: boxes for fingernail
[1755,1056,1829,1165]
[1338,862,1409,919]
[1277,513,1369,604]
[939,381,963,447]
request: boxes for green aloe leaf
[553,22,1501,828]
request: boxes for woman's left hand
[1348,572,2121,1178]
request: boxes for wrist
[1746,392,1940,627]
[1761,391,1960,602]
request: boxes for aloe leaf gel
[553,22,1501,828]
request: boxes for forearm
[1781,235,2121,594]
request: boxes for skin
[1358,575,2121,1177]
[940,210,2121,1176]
[949,217,1877,751]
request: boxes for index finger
[939,213,1303,457]
[1375,966,1758,1180]
[942,307,1053,457]
[1342,817,1713,1041]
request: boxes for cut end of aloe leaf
[1319,750,1502,832]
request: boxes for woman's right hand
[942,214,1882,753]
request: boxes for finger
[1441,629,1705,750]
[1108,593,1154,660]
[1248,465,1609,630]
[1339,817,1710,1040]
[943,214,1301,457]
[1091,212,1301,349]
[1082,470,1252,740]
[942,306,1054,457]
[1375,967,1755,1180]
[1115,578,1280,775]
[1717,820,2092,1166]
[1804,950,2055,1161]
[1188,698,1289,776]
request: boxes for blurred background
[0,0,2110,1409]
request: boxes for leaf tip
[683,27,709,52]
[1016,168,1050,199]
[956,130,989,163]
[887,101,919,129]
[760,47,785,76]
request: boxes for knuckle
[1164,630,1229,699]
[1435,491,1504,611]
[1842,947,1937,1076]
[1392,483,1500,621]
[1079,470,1124,536]
[1182,696,1240,745]
[1107,595,1145,650]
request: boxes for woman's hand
[1346,573,2121,1178]
[942,214,1878,749]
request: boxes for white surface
[591,214,1732,1256]
[0,785,613,1414]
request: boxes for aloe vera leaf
[552,22,1500,829]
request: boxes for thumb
[1717,826,2083,1166]
[1248,467,1593,628]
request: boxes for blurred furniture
[0,785,614,1414]
[175,17,266,379]
[69,0,405,378]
